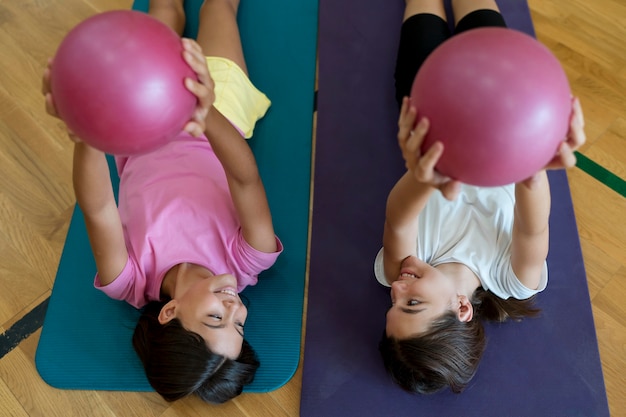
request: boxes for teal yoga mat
[35,0,317,393]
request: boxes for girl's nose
[391,280,407,292]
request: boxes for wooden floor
[1,0,624,415]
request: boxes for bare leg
[395,0,449,106]
[195,0,248,75]
[451,0,500,25]
[148,0,185,36]
[404,0,446,23]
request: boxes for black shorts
[394,9,507,107]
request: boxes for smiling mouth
[215,288,237,297]
[399,272,417,280]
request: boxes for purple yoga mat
[301,1,610,416]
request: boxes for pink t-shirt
[94,132,282,309]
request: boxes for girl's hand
[545,96,586,170]
[41,58,80,143]
[520,97,586,188]
[181,38,215,137]
[41,59,58,118]
[398,97,460,200]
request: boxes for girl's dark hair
[132,301,260,404]
[473,288,540,322]
[380,289,539,394]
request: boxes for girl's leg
[395,0,450,107]
[148,0,186,36]
[195,0,248,75]
[403,0,445,22]
[451,0,498,25]
[451,0,506,33]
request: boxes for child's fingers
[411,117,429,148]
[41,68,51,95]
[567,98,586,150]
[544,142,577,170]
[397,100,417,144]
[44,93,58,118]
[182,38,203,55]
[192,106,209,124]
[185,77,214,107]
[183,120,204,137]
[182,39,207,72]
[557,142,577,168]
[399,114,423,149]
[398,97,409,127]
[183,46,206,69]
[183,50,208,77]
[67,130,82,143]
[440,180,461,201]
[41,58,55,95]
[181,39,214,89]
[415,141,443,180]
[420,141,443,168]
[403,117,428,156]
[572,97,585,130]
[181,39,202,67]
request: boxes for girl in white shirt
[377,0,586,394]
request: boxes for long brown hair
[380,290,539,394]
[473,289,540,322]
[132,301,259,403]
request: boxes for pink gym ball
[411,27,572,186]
[51,10,197,155]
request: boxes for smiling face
[385,256,460,338]
[159,271,248,359]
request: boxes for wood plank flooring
[0,0,624,415]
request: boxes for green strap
[575,151,626,198]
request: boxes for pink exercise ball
[51,10,197,155]
[410,27,571,186]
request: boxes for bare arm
[73,143,128,286]
[382,172,436,283]
[510,97,587,290]
[43,60,127,286]
[382,98,460,283]
[181,38,277,253]
[510,171,550,290]
[204,106,277,253]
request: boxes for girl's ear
[456,295,474,322]
[158,300,178,324]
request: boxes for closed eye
[202,322,243,337]
[400,307,425,315]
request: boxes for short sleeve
[487,260,548,300]
[231,230,283,291]
[373,248,391,287]
[93,256,148,308]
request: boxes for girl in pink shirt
[42,0,281,404]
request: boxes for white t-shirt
[374,184,547,300]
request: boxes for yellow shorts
[206,56,271,139]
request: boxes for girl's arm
[510,171,551,290]
[382,172,436,283]
[204,107,277,254]
[382,98,460,283]
[510,97,586,290]
[43,60,127,286]
[73,143,128,286]
[181,39,277,254]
